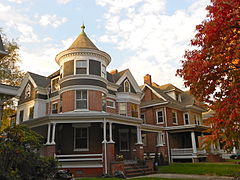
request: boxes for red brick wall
[66,168,103,177]
[144,133,157,152]
[166,107,184,126]
[89,90,102,111]
[46,99,60,114]
[142,87,159,102]
[62,90,74,112]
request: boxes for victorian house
[16,26,164,177]
[140,74,208,163]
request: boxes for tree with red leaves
[177,0,240,151]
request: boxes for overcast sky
[0,0,210,88]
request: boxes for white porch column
[102,120,107,143]
[136,125,143,144]
[109,122,114,143]
[51,123,56,144]
[191,131,197,154]
[46,123,51,144]
[233,146,237,154]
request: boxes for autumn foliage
[177,0,240,151]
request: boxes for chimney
[110,69,118,74]
[144,74,152,85]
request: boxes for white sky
[0,0,210,89]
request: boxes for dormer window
[124,80,130,92]
[76,60,87,74]
[25,83,31,99]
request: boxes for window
[142,134,147,146]
[102,93,106,111]
[131,103,138,118]
[60,65,63,78]
[124,80,130,92]
[29,106,34,119]
[52,103,58,114]
[76,90,87,109]
[119,130,129,151]
[119,102,127,116]
[194,114,201,125]
[19,110,24,123]
[172,110,178,124]
[184,113,189,125]
[158,132,165,146]
[74,127,89,150]
[25,83,31,99]
[76,60,87,74]
[101,64,106,78]
[156,109,164,124]
[107,100,115,108]
[141,113,146,123]
[51,77,59,92]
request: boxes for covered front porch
[25,112,148,177]
[166,125,208,162]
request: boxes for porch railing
[171,148,207,156]
[55,153,103,162]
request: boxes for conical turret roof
[68,25,98,50]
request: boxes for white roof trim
[116,69,141,93]
[141,84,167,101]
[16,73,38,97]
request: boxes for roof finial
[81,23,85,32]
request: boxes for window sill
[74,109,89,112]
[73,148,89,152]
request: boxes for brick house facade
[16,27,208,177]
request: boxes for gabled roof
[28,72,50,88]
[111,69,128,83]
[68,25,98,50]
[158,83,183,93]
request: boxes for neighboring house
[15,26,163,177]
[140,74,208,163]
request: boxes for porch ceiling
[164,124,209,133]
[21,111,143,128]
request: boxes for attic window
[124,80,130,92]
[25,83,31,99]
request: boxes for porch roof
[164,124,209,133]
[21,111,143,128]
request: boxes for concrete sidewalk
[130,173,235,180]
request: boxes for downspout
[164,107,171,163]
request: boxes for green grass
[159,162,240,177]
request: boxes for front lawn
[77,178,196,180]
[159,162,240,177]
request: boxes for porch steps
[124,163,154,177]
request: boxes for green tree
[0,31,24,86]
[0,125,58,180]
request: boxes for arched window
[124,80,130,92]
[25,83,31,99]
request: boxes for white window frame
[101,64,106,78]
[28,106,34,120]
[172,110,178,124]
[107,99,116,109]
[25,83,31,99]
[183,112,189,125]
[75,60,88,75]
[75,90,88,110]
[51,102,58,114]
[119,102,127,116]
[158,132,165,146]
[156,109,165,124]
[74,127,89,151]
[51,76,60,92]
[124,80,131,92]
